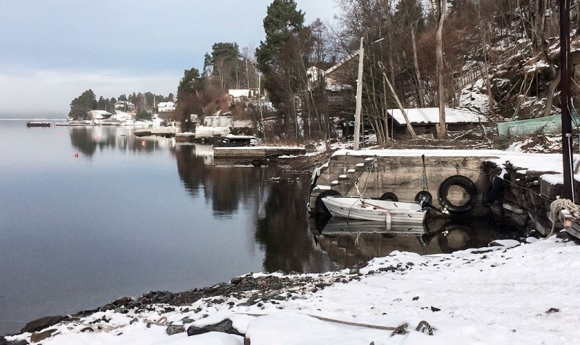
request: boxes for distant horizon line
[0,113,66,120]
[0,118,66,120]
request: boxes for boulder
[165,325,185,336]
[30,329,55,343]
[20,316,63,333]
[186,326,208,336]
[187,319,242,337]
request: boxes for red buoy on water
[74,153,79,158]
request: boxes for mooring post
[560,0,574,202]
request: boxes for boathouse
[386,107,488,136]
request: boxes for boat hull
[26,122,52,127]
[322,197,426,224]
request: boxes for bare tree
[434,0,447,138]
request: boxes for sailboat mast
[560,0,574,202]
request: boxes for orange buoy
[141,141,146,147]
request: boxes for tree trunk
[411,24,426,108]
[478,2,494,108]
[436,0,447,138]
[382,72,390,146]
[379,62,417,139]
[543,70,561,117]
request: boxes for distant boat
[322,196,427,225]
[26,121,52,128]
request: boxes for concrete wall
[311,152,500,217]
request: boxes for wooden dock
[134,128,176,137]
[213,147,306,159]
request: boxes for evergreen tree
[255,0,307,141]
[68,89,97,120]
[176,68,205,129]
[210,42,243,89]
[135,108,152,120]
[177,68,204,95]
[256,0,305,74]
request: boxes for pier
[213,147,306,165]
[310,149,580,238]
[134,128,176,137]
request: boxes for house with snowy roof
[88,110,113,123]
[157,102,175,112]
[387,107,488,135]
[227,89,259,103]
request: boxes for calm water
[0,120,328,335]
[0,120,512,335]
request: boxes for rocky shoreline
[5,236,580,344]
[2,264,384,344]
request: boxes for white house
[114,101,136,114]
[88,110,113,123]
[228,89,259,102]
[157,102,175,112]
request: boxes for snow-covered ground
[6,236,580,345]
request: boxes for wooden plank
[213,147,304,159]
[559,209,574,229]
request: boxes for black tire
[482,175,504,206]
[379,192,398,201]
[315,190,342,217]
[437,221,474,253]
[438,175,478,214]
[414,191,433,204]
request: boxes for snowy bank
[5,235,580,345]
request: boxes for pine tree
[256,0,305,74]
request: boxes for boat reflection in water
[311,217,512,269]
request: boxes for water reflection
[68,126,172,156]
[312,217,510,269]
[173,145,329,273]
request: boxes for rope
[548,198,580,237]
[421,155,429,191]
[237,312,434,335]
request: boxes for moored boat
[322,196,427,225]
[26,121,52,128]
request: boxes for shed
[387,107,488,135]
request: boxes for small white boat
[322,197,427,225]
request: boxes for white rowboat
[322,197,427,225]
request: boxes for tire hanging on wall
[314,190,342,217]
[379,192,398,201]
[481,175,504,206]
[414,191,433,204]
[438,175,478,214]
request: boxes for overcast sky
[0,0,339,118]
